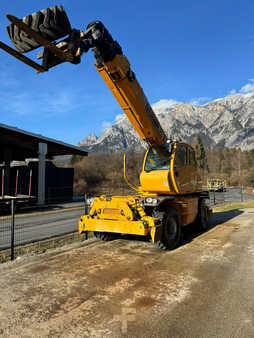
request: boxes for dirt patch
[135,296,157,309]
[28,264,51,273]
[0,212,247,337]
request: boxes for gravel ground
[0,208,254,337]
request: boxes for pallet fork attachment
[0,40,46,73]
[0,14,78,73]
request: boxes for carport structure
[0,123,87,205]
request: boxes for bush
[72,151,144,196]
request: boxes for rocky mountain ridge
[78,92,254,152]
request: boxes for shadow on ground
[110,209,244,249]
[181,209,243,247]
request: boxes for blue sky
[1,0,254,145]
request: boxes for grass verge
[0,232,86,264]
[213,201,254,213]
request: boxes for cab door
[172,144,190,194]
[187,146,199,192]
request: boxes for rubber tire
[195,198,209,231]
[7,5,72,53]
[153,208,182,250]
[94,231,117,241]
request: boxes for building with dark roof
[0,123,87,205]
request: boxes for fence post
[15,169,19,197]
[241,186,243,202]
[1,168,5,200]
[10,199,15,261]
[84,193,88,214]
[28,169,32,197]
[84,194,88,240]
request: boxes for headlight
[86,197,94,206]
[144,197,158,205]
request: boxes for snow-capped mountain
[79,92,254,152]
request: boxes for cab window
[174,146,187,168]
[144,147,171,171]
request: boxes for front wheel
[153,208,182,250]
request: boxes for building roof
[0,123,88,161]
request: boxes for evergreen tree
[191,135,209,172]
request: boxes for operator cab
[140,142,201,194]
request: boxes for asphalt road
[0,208,84,250]
[0,208,253,337]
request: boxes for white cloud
[229,89,237,95]
[101,121,111,130]
[229,79,254,95]
[152,99,178,110]
[115,114,125,122]
[189,97,211,106]
[101,113,125,131]
[240,82,254,93]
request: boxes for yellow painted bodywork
[140,142,202,195]
[140,169,174,194]
[79,195,161,241]
[78,194,200,242]
[79,218,149,236]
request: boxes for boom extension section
[84,21,168,147]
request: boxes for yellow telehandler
[0,5,212,249]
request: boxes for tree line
[68,137,254,196]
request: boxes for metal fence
[0,199,86,261]
[207,187,254,206]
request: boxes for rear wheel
[7,5,72,53]
[153,208,182,250]
[195,198,209,231]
